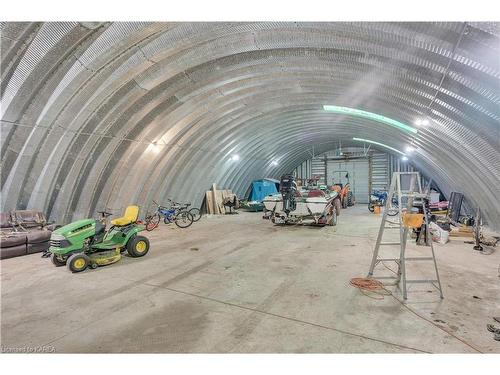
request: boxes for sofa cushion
[27,242,49,254]
[0,244,27,259]
[0,212,12,228]
[0,233,27,248]
[26,230,51,244]
[46,224,60,231]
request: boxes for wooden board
[205,191,214,214]
[204,185,236,215]
[212,183,220,214]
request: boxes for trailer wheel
[334,198,341,216]
[329,210,338,226]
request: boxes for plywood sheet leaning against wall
[204,183,234,214]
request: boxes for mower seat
[111,206,139,226]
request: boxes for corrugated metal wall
[370,152,389,192]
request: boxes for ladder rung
[383,226,400,229]
[380,242,401,245]
[376,258,401,262]
[376,257,434,261]
[372,276,399,280]
[406,279,438,284]
[405,257,433,261]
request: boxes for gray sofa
[0,210,58,259]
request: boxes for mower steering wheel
[98,211,113,217]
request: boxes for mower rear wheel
[51,253,66,267]
[67,253,90,273]
[127,236,150,257]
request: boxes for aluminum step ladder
[367,172,444,300]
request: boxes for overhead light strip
[323,105,418,134]
[352,137,407,156]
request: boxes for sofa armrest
[45,224,61,231]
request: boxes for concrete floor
[1,206,499,353]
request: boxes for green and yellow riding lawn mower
[49,205,150,273]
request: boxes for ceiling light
[405,146,415,153]
[231,154,240,161]
[415,118,429,126]
[271,161,279,166]
[401,156,409,161]
[352,137,406,156]
[323,105,418,134]
[147,141,160,153]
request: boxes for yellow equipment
[402,213,424,229]
[111,205,139,226]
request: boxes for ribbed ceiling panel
[1,22,499,230]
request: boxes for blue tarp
[248,179,280,202]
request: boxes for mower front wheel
[51,253,66,267]
[127,235,150,257]
[67,253,90,273]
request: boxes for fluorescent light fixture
[323,105,417,134]
[405,146,415,153]
[401,156,409,161]
[231,154,240,161]
[352,137,406,156]
[271,161,279,166]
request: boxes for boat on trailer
[263,174,341,226]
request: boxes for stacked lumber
[449,225,474,238]
[205,183,234,215]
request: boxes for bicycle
[368,191,400,216]
[145,200,194,231]
[166,198,202,222]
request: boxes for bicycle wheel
[387,198,399,216]
[175,211,194,228]
[145,213,161,231]
[387,206,399,216]
[189,207,201,222]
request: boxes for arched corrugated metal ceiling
[1,22,499,229]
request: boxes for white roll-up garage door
[326,159,370,203]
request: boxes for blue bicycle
[145,200,194,231]
[368,190,399,216]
